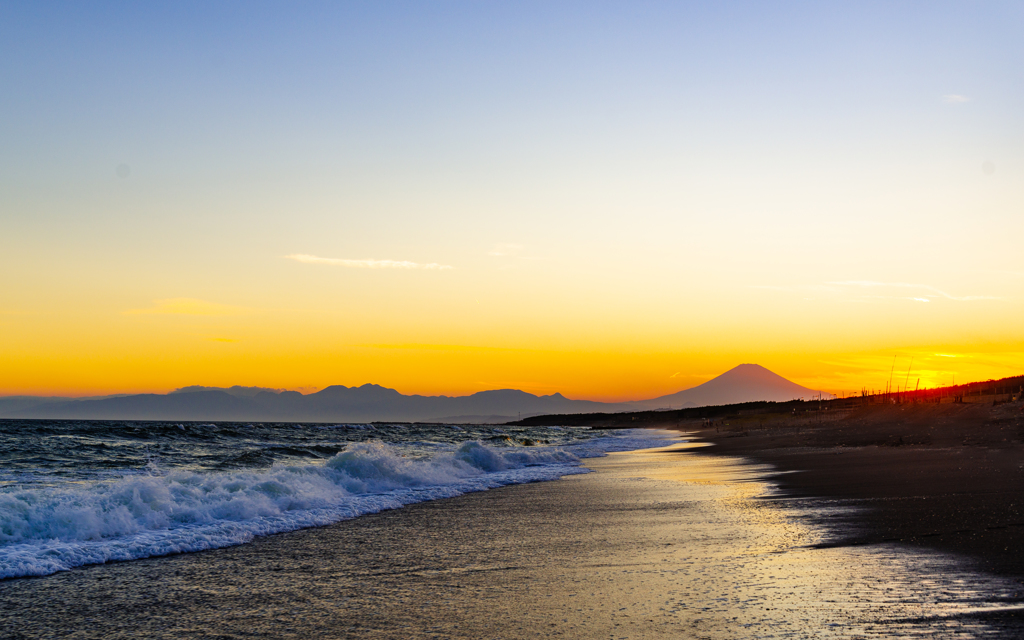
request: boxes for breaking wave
[0,430,674,578]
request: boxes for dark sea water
[0,419,671,579]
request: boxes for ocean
[5,420,1024,638]
[0,419,672,579]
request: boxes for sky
[1,1,1022,401]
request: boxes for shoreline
[681,401,1024,580]
[3,438,1024,637]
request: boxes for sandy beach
[3,435,1024,639]
[685,402,1024,580]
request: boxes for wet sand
[685,402,1024,579]
[3,440,1024,638]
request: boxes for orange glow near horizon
[3,250,1022,401]
[3,300,1021,402]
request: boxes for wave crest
[0,439,587,578]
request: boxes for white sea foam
[0,430,676,579]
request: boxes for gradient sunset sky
[2,2,1022,400]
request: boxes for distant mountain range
[0,364,830,423]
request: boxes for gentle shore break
[2,436,1023,638]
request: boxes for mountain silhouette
[629,364,831,410]
[1,364,830,422]
[3,385,628,423]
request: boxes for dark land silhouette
[0,386,624,423]
[0,364,829,423]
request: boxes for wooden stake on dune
[888,355,896,404]
[903,357,913,405]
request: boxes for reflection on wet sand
[1,437,1021,638]
[582,442,1024,638]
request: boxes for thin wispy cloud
[943,94,970,103]
[358,343,524,354]
[487,243,543,269]
[751,281,998,302]
[124,298,247,316]
[827,281,997,302]
[286,254,453,270]
[750,284,839,294]
[488,243,524,257]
